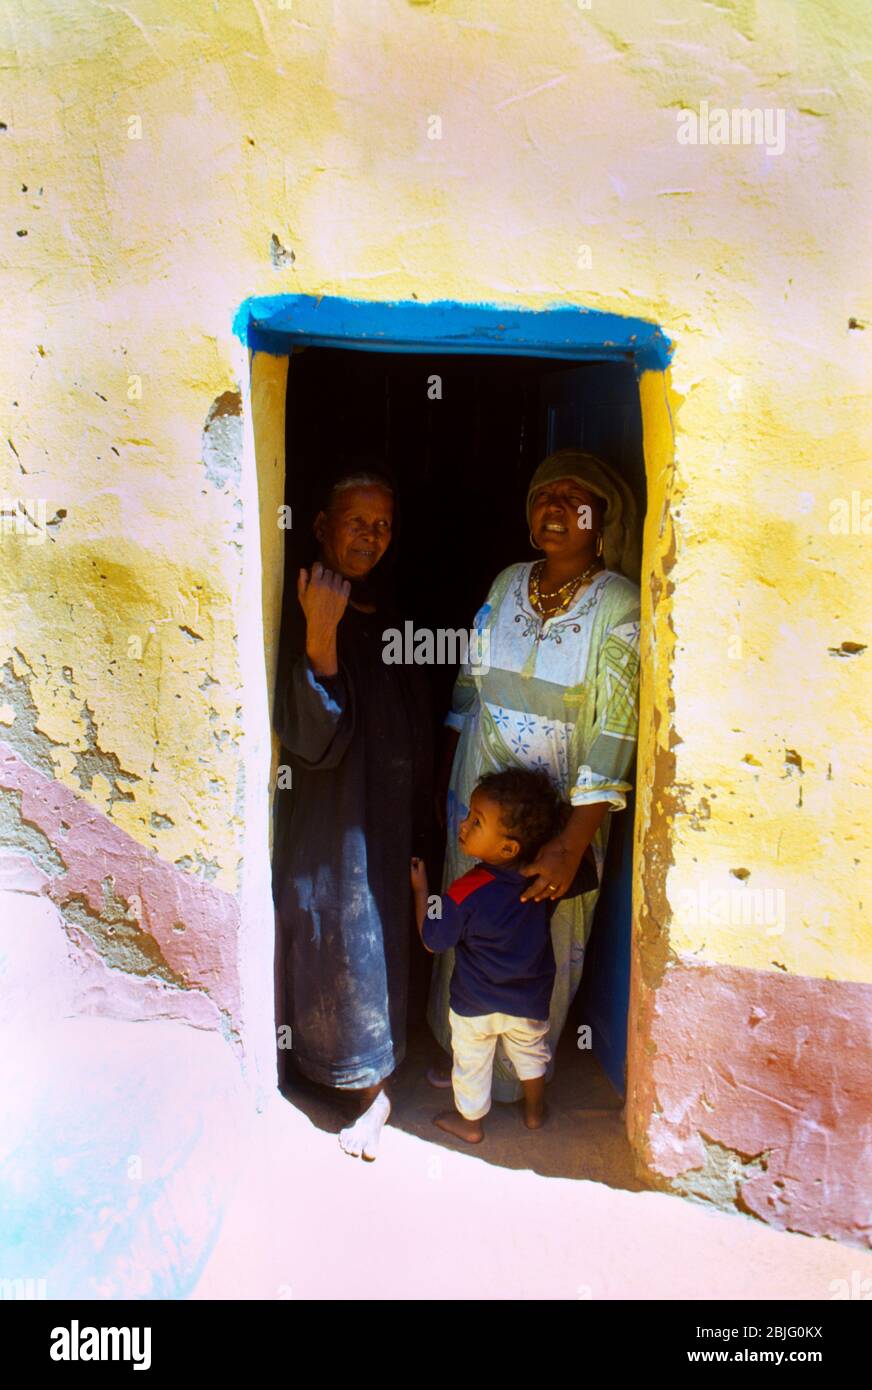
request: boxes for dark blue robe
[273,601,431,1088]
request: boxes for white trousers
[448,1007,551,1121]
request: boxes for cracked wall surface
[0,0,870,1235]
[1,742,242,1040]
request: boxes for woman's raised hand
[298,563,351,631]
[299,564,350,678]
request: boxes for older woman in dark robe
[273,469,431,1160]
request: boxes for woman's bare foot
[339,1088,391,1160]
[434,1110,484,1143]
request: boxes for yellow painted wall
[2,0,870,1008]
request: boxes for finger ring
[547,883,557,891]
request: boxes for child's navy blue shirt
[422,862,559,1021]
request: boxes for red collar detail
[446,866,496,906]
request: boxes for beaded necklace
[529,558,601,619]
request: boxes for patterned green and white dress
[426,561,641,1102]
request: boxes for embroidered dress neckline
[523,562,610,627]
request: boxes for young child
[410,768,597,1144]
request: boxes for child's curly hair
[474,767,565,864]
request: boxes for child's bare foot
[434,1110,484,1143]
[521,1075,547,1129]
[523,1100,547,1130]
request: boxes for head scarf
[525,449,641,582]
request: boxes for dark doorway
[275,346,646,1177]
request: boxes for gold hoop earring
[595,532,604,557]
[529,529,544,552]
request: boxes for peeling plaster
[202,392,243,490]
[73,702,142,804]
[0,659,58,778]
[0,743,243,1043]
[269,233,295,268]
[0,659,142,805]
[59,876,189,986]
[0,787,66,877]
[631,955,872,1249]
[667,1135,771,1219]
[174,851,221,883]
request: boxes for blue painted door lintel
[234,292,672,374]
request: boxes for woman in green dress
[427,449,642,1103]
